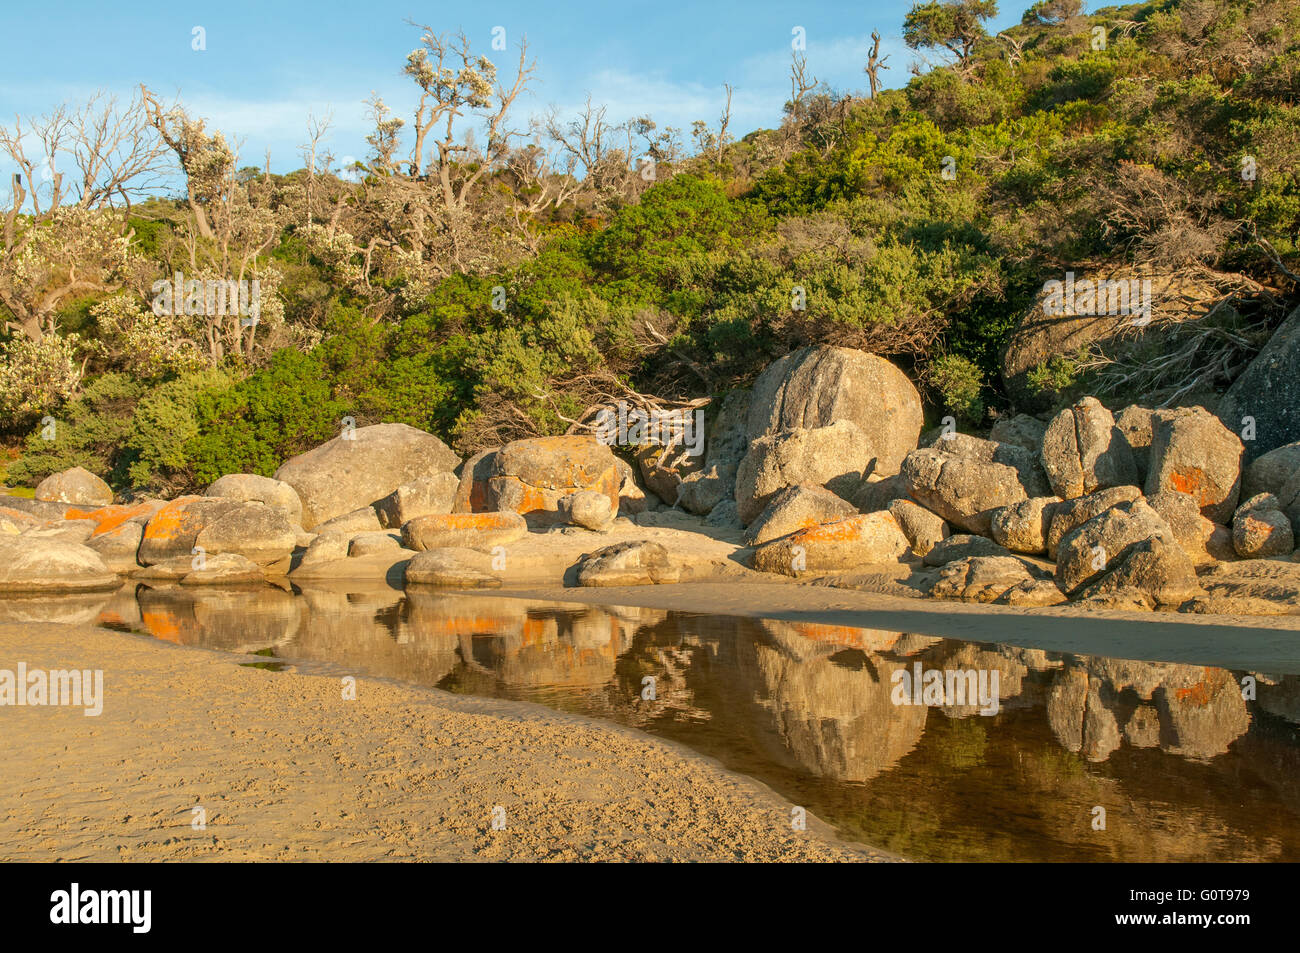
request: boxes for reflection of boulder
[449,603,632,688]
[1124,704,1161,748]
[760,621,902,654]
[135,584,300,649]
[1059,658,1253,762]
[1257,677,1300,726]
[742,622,928,782]
[1047,668,1120,762]
[265,587,461,686]
[1156,666,1251,760]
[932,643,1027,718]
[0,590,115,625]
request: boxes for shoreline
[0,621,891,863]
[483,580,1300,675]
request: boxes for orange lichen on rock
[140,497,204,541]
[1167,467,1215,507]
[67,501,159,536]
[1175,667,1221,708]
[141,609,184,644]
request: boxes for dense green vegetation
[3,0,1298,493]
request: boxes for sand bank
[0,622,888,862]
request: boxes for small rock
[752,512,910,576]
[922,534,1009,568]
[1045,485,1143,560]
[887,499,949,557]
[181,552,264,586]
[745,484,857,546]
[348,532,402,557]
[560,489,616,531]
[404,547,502,588]
[401,512,527,553]
[206,474,304,525]
[990,496,1062,555]
[374,472,460,528]
[576,541,681,587]
[1232,493,1294,558]
[928,555,1036,603]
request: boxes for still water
[14,582,1300,861]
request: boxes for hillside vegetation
[3,0,1298,493]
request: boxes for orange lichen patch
[140,496,204,541]
[1167,468,1216,508]
[509,484,550,515]
[784,622,901,651]
[520,616,551,647]
[426,614,522,639]
[417,513,522,531]
[1175,667,1225,708]
[791,514,889,545]
[141,609,184,644]
[67,501,158,536]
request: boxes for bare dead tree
[716,83,733,165]
[995,31,1026,70]
[140,85,234,240]
[299,110,334,227]
[0,91,167,341]
[865,31,891,97]
[790,52,818,112]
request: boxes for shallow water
[13,582,1300,861]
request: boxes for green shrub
[121,368,236,493]
[5,374,146,488]
[930,353,985,425]
[186,349,349,483]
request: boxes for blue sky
[1,0,1026,179]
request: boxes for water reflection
[12,582,1300,861]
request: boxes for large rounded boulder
[273,423,460,529]
[206,473,304,525]
[0,536,119,593]
[746,345,923,478]
[480,436,619,524]
[34,466,113,506]
[1040,397,1138,499]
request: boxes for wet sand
[0,622,888,862]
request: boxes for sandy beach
[0,620,890,862]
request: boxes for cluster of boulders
[3,339,1300,614]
